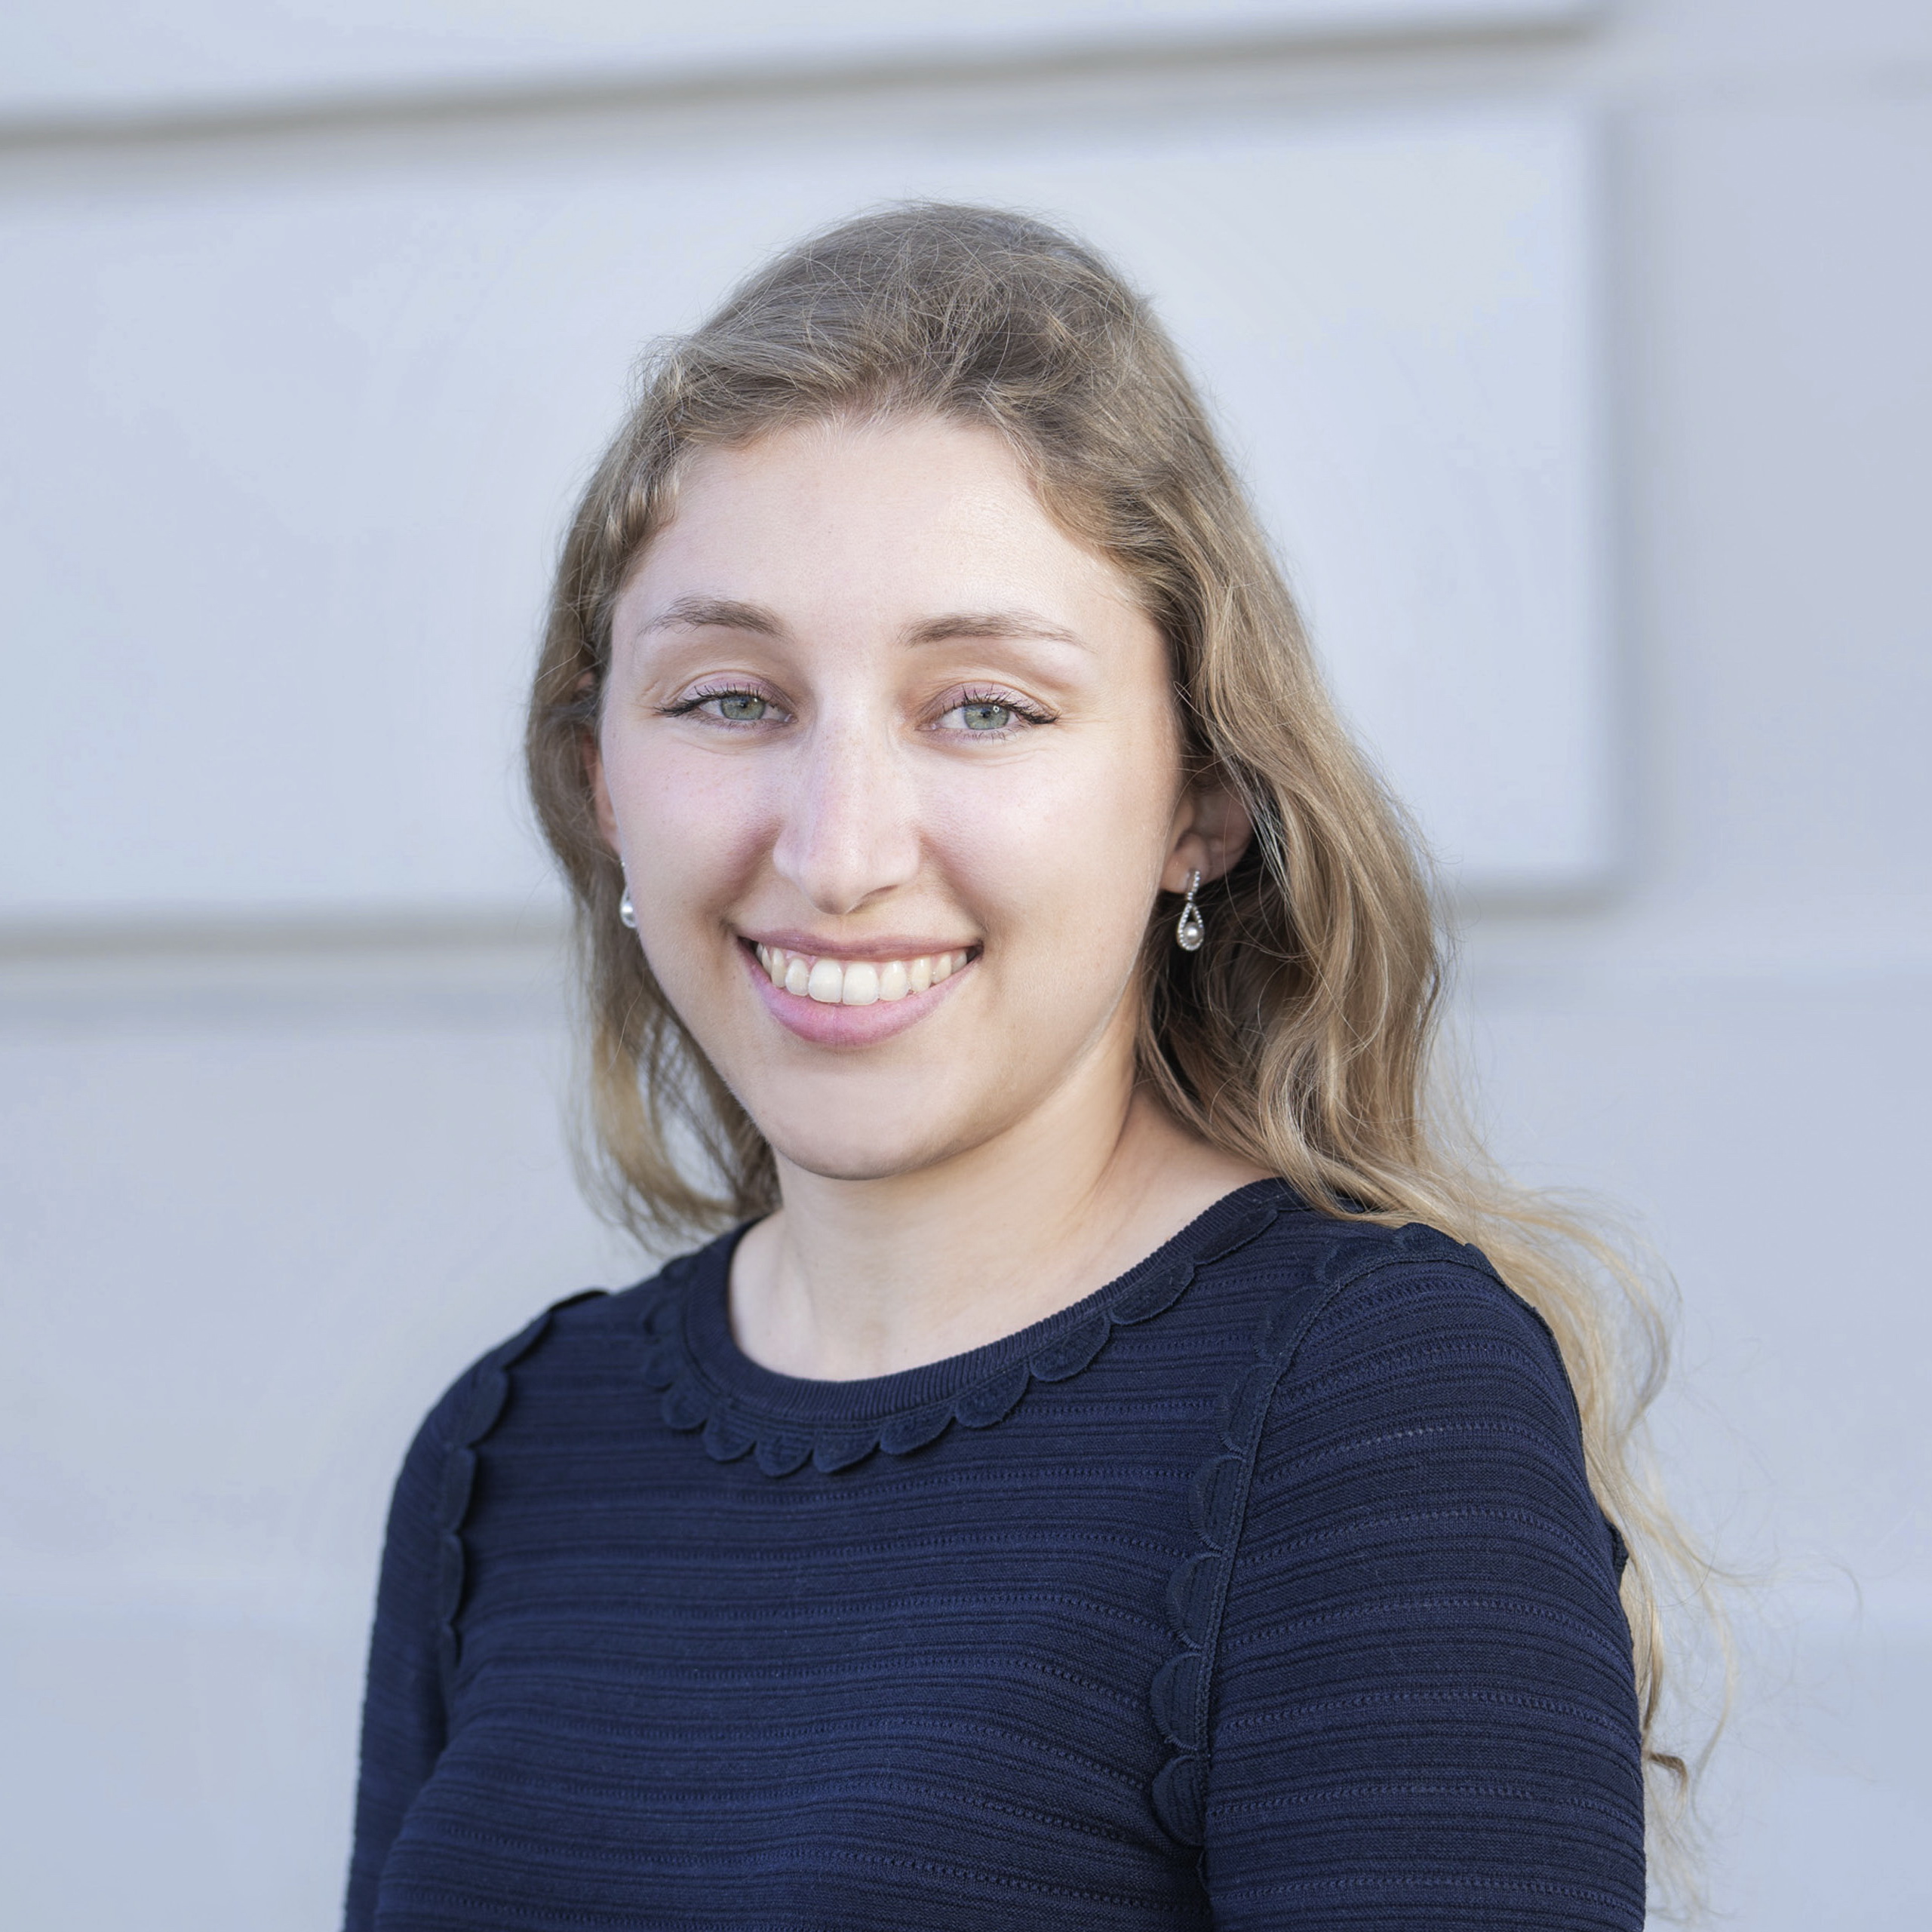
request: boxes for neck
[729,1038,1267,1380]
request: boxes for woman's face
[594,414,1224,1184]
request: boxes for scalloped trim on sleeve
[432,1289,607,1709]
[1147,1219,1492,1848]
[637,1196,1286,1480]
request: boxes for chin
[754,1095,972,1185]
[763,1126,953,1185]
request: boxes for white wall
[0,104,1610,916]
[2,3,1928,1927]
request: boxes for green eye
[959,702,1012,731]
[715,693,767,722]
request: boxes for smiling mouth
[751,941,973,1007]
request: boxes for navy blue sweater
[346,1182,1645,1929]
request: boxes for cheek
[604,735,771,911]
[934,733,1179,963]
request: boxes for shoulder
[375,1247,714,1580]
[1286,1218,1574,1408]
[1192,1207,1608,1570]
[1225,1213,1615,1583]
[1212,1212,1632,1696]
[410,1287,605,1450]
[1284,1221,1588,1484]
[399,1238,723,1472]
[1201,1206,1578,1440]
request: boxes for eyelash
[656,683,782,723]
[658,684,1057,735]
[936,687,1056,736]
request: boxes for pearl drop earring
[1175,871,1204,952]
[619,887,638,929]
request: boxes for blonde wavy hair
[525,201,1715,1875]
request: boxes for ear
[1161,773,1252,894]
[582,725,619,849]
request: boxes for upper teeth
[754,944,971,1006]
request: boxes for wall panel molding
[2,2,1603,131]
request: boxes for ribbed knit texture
[346,1181,1645,1930]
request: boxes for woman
[346,204,1672,1929]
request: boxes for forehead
[617,416,1143,631]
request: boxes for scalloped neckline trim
[637,1179,1295,1478]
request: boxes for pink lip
[739,938,974,1048]
[742,928,978,962]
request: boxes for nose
[769,715,923,917]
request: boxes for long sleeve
[342,1386,460,1931]
[342,1298,589,1930]
[1202,1252,1646,1930]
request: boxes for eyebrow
[641,595,1086,653]
[903,610,1087,650]
[642,595,786,638]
